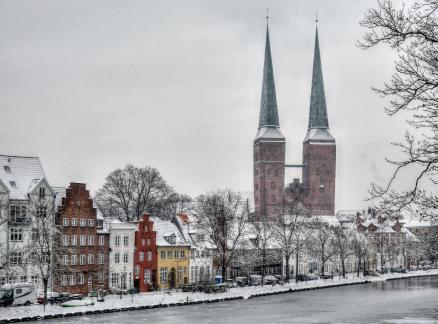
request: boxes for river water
[41,276,438,324]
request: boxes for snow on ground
[1,270,438,322]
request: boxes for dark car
[180,284,197,292]
[234,277,248,287]
[364,270,380,277]
[297,274,318,281]
[0,289,14,307]
[320,273,333,279]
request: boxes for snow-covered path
[1,270,437,323]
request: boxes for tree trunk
[357,256,361,277]
[341,259,346,278]
[321,261,325,277]
[43,278,48,312]
[285,254,290,283]
[295,252,299,283]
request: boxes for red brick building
[54,183,110,295]
[133,213,157,292]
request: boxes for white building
[0,155,58,288]
[108,221,136,291]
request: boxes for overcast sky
[0,0,411,211]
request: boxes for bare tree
[359,0,438,220]
[195,189,249,280]
[272,201,309,283]
[95,165,182,222]
[352,231,369,276]
[251,217,275,285]
[310,221,336,277]
[332,226,354,278]
[26,194,59,310]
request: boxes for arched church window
[271,195,276,203]
[271,182,276,190]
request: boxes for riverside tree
[332,225,353,278]
[95,164,190,222]
[359,0,438,221]
[195,189,249,280]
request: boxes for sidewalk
[1,269,437,323]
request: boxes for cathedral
[253,22,336,218]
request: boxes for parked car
[363,270,380,277]
[249,275,262,286]
[296,274,318,281]
[38,291,71,305]
[263,275,278,285]
[320,273,333,279]
[307,273,320,280]
[224,279,237,288]
[274,275,285,285]
[1,284,37,307]
[234,277,248,287]
[180,283,197,292]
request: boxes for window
[123,235,129,247]
[123,252,128,263]
[63,255,69,266]
[139,252,144,262]
[190,266,194,281]
[147,251,152,261]
[88,235,94,246]
[19,276,26,283]
[10,205,26,222]
[98,254,104,264]
[144,225,148,232]
[63,218,69,226]
[115,236,120,247]
[80,235,86,246]
[80,219,86,227]
[180,250,185,258]
[98,272,104,284]
[37,206,47,218]
[80,254,86,265]
[178,266,183,283]
[160,251,166,259]
[174,250,179,259]
[61,275,68,286]
[160,268,167,283]
[147,238,151,246]
[10,228,23,242]
[77,273,84,285]
[167,251,172,259]
[9,181,16,188]
[88,254,94,265]
[39,187,45,199]
[71,254,77,265]
[3,165,10,173]
[69,274,76,286]
[135,265,140,275]
[71,218,77,226]
[31,276,38,284]
[99,235,105,246]
[63,235,69,246]
[111,273,119,287]
[10,252,22,264]
[144,269,151,284]
[115,253,120,263]
[88,219,94,227]
[142,239,145,246]
[71,235,77,246]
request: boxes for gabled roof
[0,155,48,200]
[0,179,10,194]
[151,216,190,247]
[27,177,55,197]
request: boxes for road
[38,276,438,323]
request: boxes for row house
[108,221,137,291]
[54,183,110,294]
[153,217,190,289]
[133,213,157,292]
[0,155,57,288]
[175,213,214,283]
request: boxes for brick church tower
[253,24,286,219]
[302,27,336,215]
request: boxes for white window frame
[63,218,69,226]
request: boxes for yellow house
[151,217,190,289]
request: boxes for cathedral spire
[258,23,280,129]
[308,26,329,129]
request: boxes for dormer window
[9,181,16,188]
[39,187,45,199]
[165,234,176,245]
[3,166,10,173]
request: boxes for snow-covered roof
[150,217,190,247]
[310,215,340,227]
[255,127,285,140]
[0,155,47,200]
[403,219,433,228]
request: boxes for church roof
[258,24,280,131]
[308,27,329,130]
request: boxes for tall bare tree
[251,217,275,285]
[272,201,309,283]
[359,0,438,220]
[310,221,336,277]
[195,189,249,280]
[332,225,354,278]
[95,165,184,222]
[352,231,369,276]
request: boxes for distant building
[54,183,109,295]
[254,24,336,218]
[108,221,136,291]
[133,213,157,292]
[0,155,57,288]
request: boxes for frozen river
[38,276,438,324]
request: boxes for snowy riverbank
[1,270,438,323]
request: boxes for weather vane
[315,12,318,24]
[266,8,269,24]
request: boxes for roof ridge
[0,154,39,159]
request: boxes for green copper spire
[258,24,280,129]
[308,26,329,129]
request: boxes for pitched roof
[150,216,190,247]
[0,155,48,200]
[258,24,281,131]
